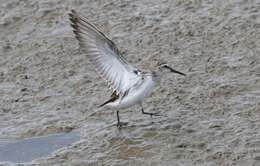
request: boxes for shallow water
[0,132,80,163]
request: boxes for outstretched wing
[69,10,142,95]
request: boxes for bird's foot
[117,121,128,128]
[142,112,162,118]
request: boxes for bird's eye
[162,64,168,68]
[133,70,141,75]
[159,64,168,69]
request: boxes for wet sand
[0,0,260,165]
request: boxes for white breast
[106,75,157,109]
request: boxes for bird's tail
[98,91,119,107]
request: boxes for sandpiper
[69,10,185,127]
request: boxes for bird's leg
[116,110,128,128]
[116,110,120,127]
[139,103,161,117]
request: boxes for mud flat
[0,0,260,165]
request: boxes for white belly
[106,76,157,109]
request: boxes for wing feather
[69,10,141,95]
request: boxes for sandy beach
[1,0,260,165]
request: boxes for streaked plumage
[69,10,185,127]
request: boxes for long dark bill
[165,66,186,76]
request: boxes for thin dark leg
[140,103,161,117]
[116,110,128,128]
[116,110,120,126]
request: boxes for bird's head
[157,62,186,76]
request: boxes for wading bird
[69,10,185,127]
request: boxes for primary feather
[69,10,142,95]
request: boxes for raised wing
[69,10,142,95]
